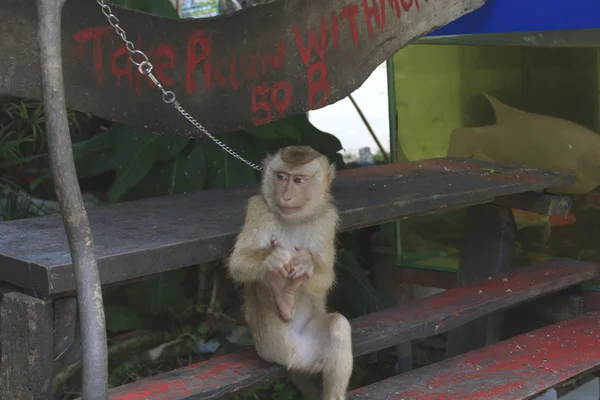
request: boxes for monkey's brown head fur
[261,145,335,223]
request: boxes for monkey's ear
[328,162,337,182]
[262,153,274,169]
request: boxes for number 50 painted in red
[250,80,293,125]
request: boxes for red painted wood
[107,258,598,400]
[348,312,600,399]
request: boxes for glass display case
[389,0,600,291]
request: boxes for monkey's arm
[303,206,339,297]
[227,196,291,283]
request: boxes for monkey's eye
[275,172,288,181]
[293,176,307,185]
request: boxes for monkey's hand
[263,246,294,279]
[290,247,315,280]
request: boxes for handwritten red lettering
[250,80,293,124]
[251,84,272,125]
[214,57,229,86]
[154,44,176,87]
[292,17,327,65]
[401,0,419,11]
[269,42,286,69]
[388,0,401,18]
[72,0,427,121]
[242,54,259,79]
[259,52,269,74]
[270,81,292,115]
[339,5,360,46]
[73,26,111,84]
[307,61,330,110]
[331,12,340,48]
[230,50,240,90]
[186,30,212,94]
[362,0,385,35]
[111,45,133,88]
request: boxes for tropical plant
[0,97,82,220]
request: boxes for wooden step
[107,258,598,400]
[348,311,600,399]
[0,158,573,297]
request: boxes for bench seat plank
[348,311,600,399]
[107,258,597,400]
[0,158,573,297]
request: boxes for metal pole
[36,1,108,398]
[348,94,390,163]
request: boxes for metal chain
[95,0,263,171]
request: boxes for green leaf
[108,127,162,202]
[122,159,174,200]
[156,136,190,162]
[124,269,189,321]
[203,133,260,189]
[171,139,208,193]
[123,139,207,200]
[73,130,117,178]
[104,304,147,333]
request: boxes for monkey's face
[261,150,334,223]
[273,169,315,215]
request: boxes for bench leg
[0,292,54,399]
[445,204,516,358]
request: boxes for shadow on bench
[107,258,599,400]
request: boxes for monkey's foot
[267,271,308,321]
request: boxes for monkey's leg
[266,271,308,321]
[297,313,353,400]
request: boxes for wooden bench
[106,258,600,399]
[0,158,573,297]
[348,311,600,399]
[0,157,580,398]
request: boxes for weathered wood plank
[53,297,78,359]
[107,258,599,400]
[0,0,488,137]
[446,204,517,357]
[0,158,574,297]
[0,292,54,399]
[348,311,600,400]
[493,192,572,216]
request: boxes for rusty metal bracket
[36,0,107,398]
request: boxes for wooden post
[445,204,517,357]
[0,292,54,399]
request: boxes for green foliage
[104,268,192,333]
[0,97,82,220]
[74,113,345,202]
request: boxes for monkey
[227,145,353,400]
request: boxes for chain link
[95,0,262,171]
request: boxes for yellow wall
[392,45,600,162]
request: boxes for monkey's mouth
[279,206,301,215]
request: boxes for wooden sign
[0,0,488,138]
